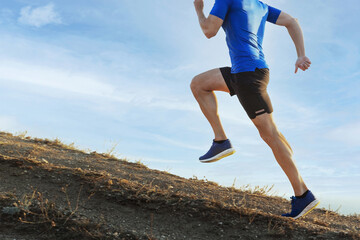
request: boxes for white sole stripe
[199,148,235,163]
[293,199,320,219]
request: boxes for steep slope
[0,132,359,240]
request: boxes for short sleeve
[267,5,281,24]
[210,0,231,20]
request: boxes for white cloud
[0,115,22,132]
[0,59,119,99]
[123,155,184,164]
[18,3,61,27]
[143,132,205,151]
[0,58,198,113]
[327,121,360,146]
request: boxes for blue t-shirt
[210,0,281,73]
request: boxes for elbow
[204,30,216,39]
[285,17,298,28]
[292,17,299,24]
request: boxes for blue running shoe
[282,190,320,219]
[199,139,235,163]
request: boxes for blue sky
[0,0,359,215]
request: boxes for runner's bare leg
[252,113,308,196]
[190,68,229,141]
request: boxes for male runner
[191,0,319,219]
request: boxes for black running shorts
[220,67,273,119]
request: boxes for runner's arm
[275,12,311,73]
[194,0,223,39]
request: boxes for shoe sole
[199,148,236,163]
[293,199,320,220]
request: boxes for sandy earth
[0,132,359,240]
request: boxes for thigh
[232,68,273,119]
[193,68,230,93]
[236,90,273,119]
[251,112,277,131]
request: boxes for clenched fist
[295,56,311,73]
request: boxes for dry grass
[1,131,360,240]
[0,188,141,240]
[103,141,120,159]
[237,183,276,196]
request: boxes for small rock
[2,207,21,215]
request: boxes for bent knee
[190,75,203,93]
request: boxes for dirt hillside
[0,132,359,240]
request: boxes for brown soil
[0,131,359,240]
